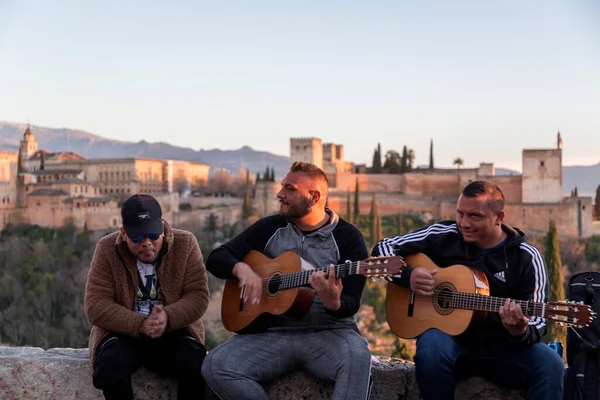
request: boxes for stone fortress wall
[287,134,593,238]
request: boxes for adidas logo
[493,271,506,283]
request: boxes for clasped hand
[309,265,342,311]
[140,304,168,339]
[499,298,529,337]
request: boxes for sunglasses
[130,233,161,244]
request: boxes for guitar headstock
[358,256,406,281]
[544,301,596,328]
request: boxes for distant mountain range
[1,121,598,196]
[0,122,290,179]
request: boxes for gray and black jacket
[206,208,368,331]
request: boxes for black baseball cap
[121,194,163,239]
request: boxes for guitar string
[409,291,549,316]
[254,260,399,290]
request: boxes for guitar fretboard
[437,291,545,317]
[270,262,360,291]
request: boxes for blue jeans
[414,329,565,400]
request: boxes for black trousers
[92,329,206,400]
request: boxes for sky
[0,1,599,171]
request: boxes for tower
[289,138,323,169]
[20,125,38,159]
[522,145,562,203]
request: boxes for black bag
[564,272,600,400]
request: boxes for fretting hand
[499,298,529,337]
[310,265,343,311]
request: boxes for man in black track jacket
[202,161,372,400]
[372,180,564,400]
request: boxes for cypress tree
[396,214,403,235]
[595,184,600,219]
[372,143,382,173]
[270,167,275,182]
[544,218,566,358]
[353,178,360,219]
[17,148,23,172]
[346,187,353,224]
[369,194,383,247]
[40,151,46,170]
[242,170,253,219]
[429,139,434,169]
[401,145,409,173]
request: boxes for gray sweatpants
[202,328,372,400]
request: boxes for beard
[279,196,312,220]
[137,246,158,263]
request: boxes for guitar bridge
[408,290,415,317]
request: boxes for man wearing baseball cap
[85,194,210,400]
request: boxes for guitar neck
[451,292,546,318]
[277,262,359,290]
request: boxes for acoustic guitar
[386,253,596,339]
[221,250,406,333]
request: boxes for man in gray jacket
[202,161,372,400]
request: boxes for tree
[574,186,578,197]
[264,166,271,182]
[210,170,233,195]
[17,148,23,172]
[40,151,46,170]
[370,195,382,247]
[429,139,434,169]
[242,170,253,219]
[595,185,600,219]
[255,172,260,183]
[383,150,402,174]
[353,179,360,218]
[372,143,382,173]
[346,188,353,224]
[407,148,415,171]
[401,146,409,173]
[270,167,276,182]
[544,218,566,358]
[453,158,464,169]
[396,214,403,235]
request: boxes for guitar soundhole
[266,272,283,297]
[433,282,456,316]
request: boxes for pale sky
[1,0,598,171]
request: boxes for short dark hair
[289,161,329,185]
[289,161,329,196]
[462,180,505,213]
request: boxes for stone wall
[0,347,525,400]
[505,198,594,237]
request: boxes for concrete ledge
[0,347,525,399]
